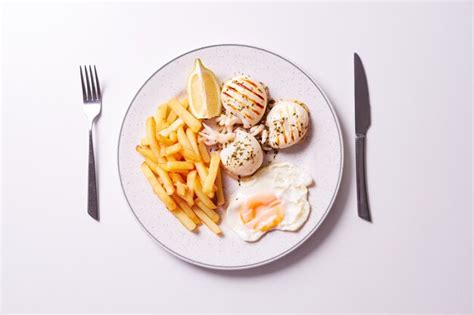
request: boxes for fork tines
[80,65,101,103]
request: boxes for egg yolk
[240,193,284,232]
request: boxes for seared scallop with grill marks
[266,100,310,149]
[221,75,268,128]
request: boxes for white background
[1,1,472,314]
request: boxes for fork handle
[88,128,99,221]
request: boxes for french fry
[161,168,190,175]
[186,170,197,194]
[145,160,174,195]
[180,97,189,109]
[156,120,169,132]
[166,161,194,171]
[159,118,184,137]
[182,190,194,206]
[156,103,168,121]
[140,138,148,146]
[136,145,157,163]
[194,179,217,209]
[140,163,177,211]
[170,172,186,196]
[168,98,202,133]
[177,183,187,196]
[181,148,200,162]
[146,117,161,161]
[156,169,175,195]
[177,126,192,151]
[156,134,174,146]
[203,152,220,194]
[186,128,201,159]
[173,196,200,224]
[160,144,166,157]
[195,162,208,186]
[158,163,171,171]
[169,131,178,142]
[216,168,225,206]
[171,172,185,183]
[198,141,210,164]
[172,208,197,231]
[137,145,166,163]
[193,206,222,235]
[195,199,220,223]
[144,158,160,174]
[170,172,187,196]
[165,143,182,156]
[166,107,178,124]
[155,103,168,132]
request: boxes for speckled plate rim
[117,44,344,270]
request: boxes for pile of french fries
[136,98,225,235]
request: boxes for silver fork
[80,65,102,221]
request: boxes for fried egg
[226,163,312,242]
[220,130,263,177]
[221,75,268,128]
[266,100,310,149]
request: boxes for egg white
[225,163,313,242]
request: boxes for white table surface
[1,2,472,314]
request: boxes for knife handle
[356,135,371,222]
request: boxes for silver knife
[354,53,372,222]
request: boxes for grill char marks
[235,81,265,101]
[228,82,265,110]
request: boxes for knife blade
[354,53,372,222]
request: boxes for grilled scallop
[221,75,268,128]
[266,100,310,149]
[220,130,264,177]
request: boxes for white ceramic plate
[118,44,343,270]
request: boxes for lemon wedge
[187,58,221,119]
